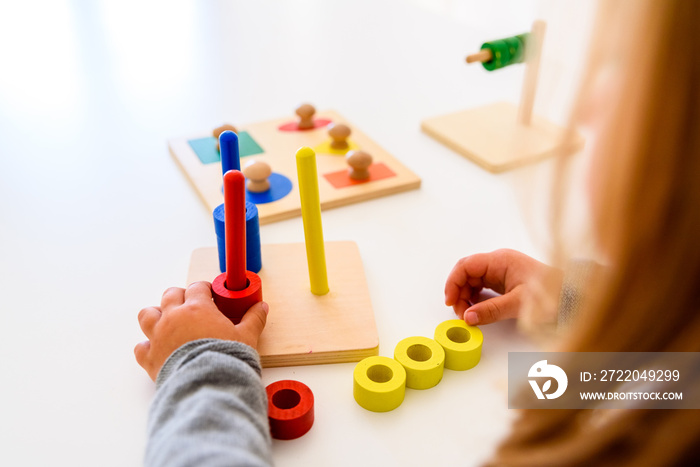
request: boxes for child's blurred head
[497,0,700,464]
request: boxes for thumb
[464,286,523,326]
[237,301,269,342]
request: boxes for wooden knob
[296,104,316,130]
[328,123,351,150]
[346,150,372,180]
[213,124,238,139]
[243,160,272,193]
[214,124,238,151]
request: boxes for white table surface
[0,1,594,465]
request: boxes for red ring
[266,380,314,440]
[211,271,262,324]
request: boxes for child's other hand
[444,249,559,326]
[134,281,268,381]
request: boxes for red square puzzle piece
[323,163,396,189]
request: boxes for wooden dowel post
[466,49,492,64]
[223,170,247,291]
[518,20,546,126]
[296,147,329,296]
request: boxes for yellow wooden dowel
[296,147,329,295]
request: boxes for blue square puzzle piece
[188,131,264,165]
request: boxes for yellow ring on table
[393,336,445,390]
[353,356,406,412]
[434,319,483,371]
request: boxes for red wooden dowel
[212,169,263,324]
[223,170,247,291]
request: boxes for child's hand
[444,249,560,326]
[134,281,269,381]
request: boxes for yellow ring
[434,319,483,370]
[353,356,406,412]
[394,336,445,389]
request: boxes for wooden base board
[169,110,421,224]
[187,241,379,367]
[421,102,584,173]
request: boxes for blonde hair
[493,0,700,464]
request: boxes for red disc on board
[278,118,332,132]
[266,380,315,440]
[211,270,263,324]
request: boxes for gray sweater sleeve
[558,260,597,328]
[145,339,273,467]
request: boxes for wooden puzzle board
[187,241,379,367]
[169,110,421,224]
[421,102,584,173]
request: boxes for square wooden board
[187,241,379,367]
[169,110,421,224]
[421,102,584,173]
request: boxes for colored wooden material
[323,162,396,189]
[211,170,263,324]
[313,138,359,156]
[223,171,246,290]
[480,33,528,71]
[187,137,222,165]
[421,102,584,173]
[213,201,262,273]
[278,118,332,132]
[393,336,445,390]
[266,380,314,440]
[434,320,483,371]
[211,271,262,324]
[187,132,263,165]
[187,241,378,367]
[219,131,241,174]
[245,173,293,204]
[169,110,421,224]
[353,356,406,412]
[296,147,329,296]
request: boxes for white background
[0,1,595,465]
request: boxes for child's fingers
[444,253,497,304]
[133,340,151,371]
[463,285,523,325]
[449,285,475,318]
[236,302,269,346]
[184,281,213,303]
[445,266,470,306]
[445,281,472,307]
[161,287,186,309]
[138,306,162,337]
[452,300,469,319]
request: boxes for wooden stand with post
[186,143,379,368]
[421,21,583,173]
